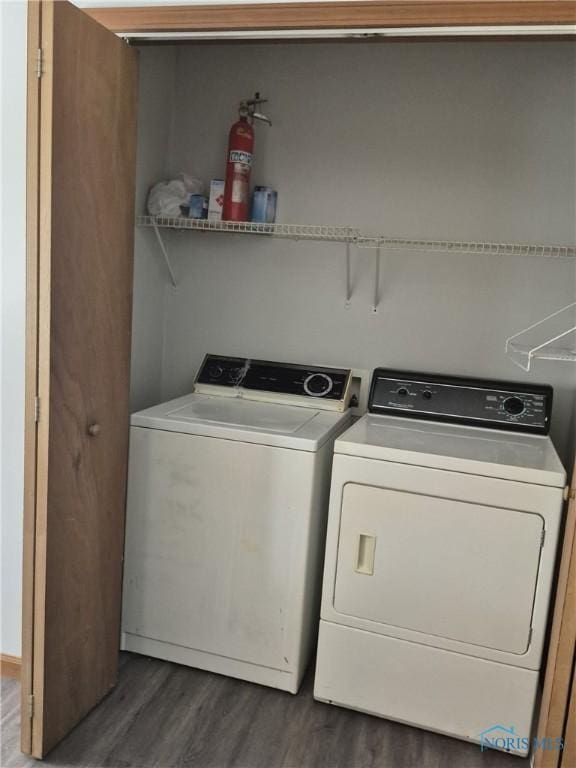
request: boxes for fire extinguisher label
[231,178,248,203]
[229,150,253,166]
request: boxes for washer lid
[131,393,351,451]
[336,414,566,486]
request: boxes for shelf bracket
[345,242,352,306]
[372,247,381,313]
[152,222,177,288]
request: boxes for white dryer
[122,355,352,693]
[314,369,566,756]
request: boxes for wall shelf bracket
[345,242,352,306]
[372,247,381,313]
[152,222,177,287]
[505,302,576,371]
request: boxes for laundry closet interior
[131,40,575,427]
[21,1,576,764]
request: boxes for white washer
[122,355,352,693]
[314,369,566,756]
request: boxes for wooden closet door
[561,665,576,767]
[534,458,576,768]
[22,0,138,757]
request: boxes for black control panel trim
[195,354,351,403]
[368,369,553,435]
[195,355,249,388]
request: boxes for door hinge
[541,529,546,548]
[28,694,34,720]
[36,48,43,79]
[528,627,533,647]
[34,396,40,423]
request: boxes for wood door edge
[21,0,42,756]
[560,662,576,766]
[25,0,57,759]
[1,654,23,680]
[534,461,576,768]
[82,1,576,34]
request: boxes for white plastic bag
[179,173,203,196]
[147,180,189,217]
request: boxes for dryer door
[333,483,544,654]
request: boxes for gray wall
[131,47,177,412]
[136,42,576,461]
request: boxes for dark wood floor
[2,653,523,768]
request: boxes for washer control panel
[196,355,249,387]
[196,355,352,411]
[369,369,553,434]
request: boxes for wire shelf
[138,215,576,334]
[137,216,359,243]
[356,236,576,258]
[137,215,576,259]
[506,302,576,371]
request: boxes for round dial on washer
[504,396,525,416]
[303,373,333,397]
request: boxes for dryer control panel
[195,355,352,412]
[369,369,553,434]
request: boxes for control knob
[504,396,525,416]
[303,373,333,397]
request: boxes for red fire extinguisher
[222,94,271,222]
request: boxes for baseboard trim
[0,654,22,679]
